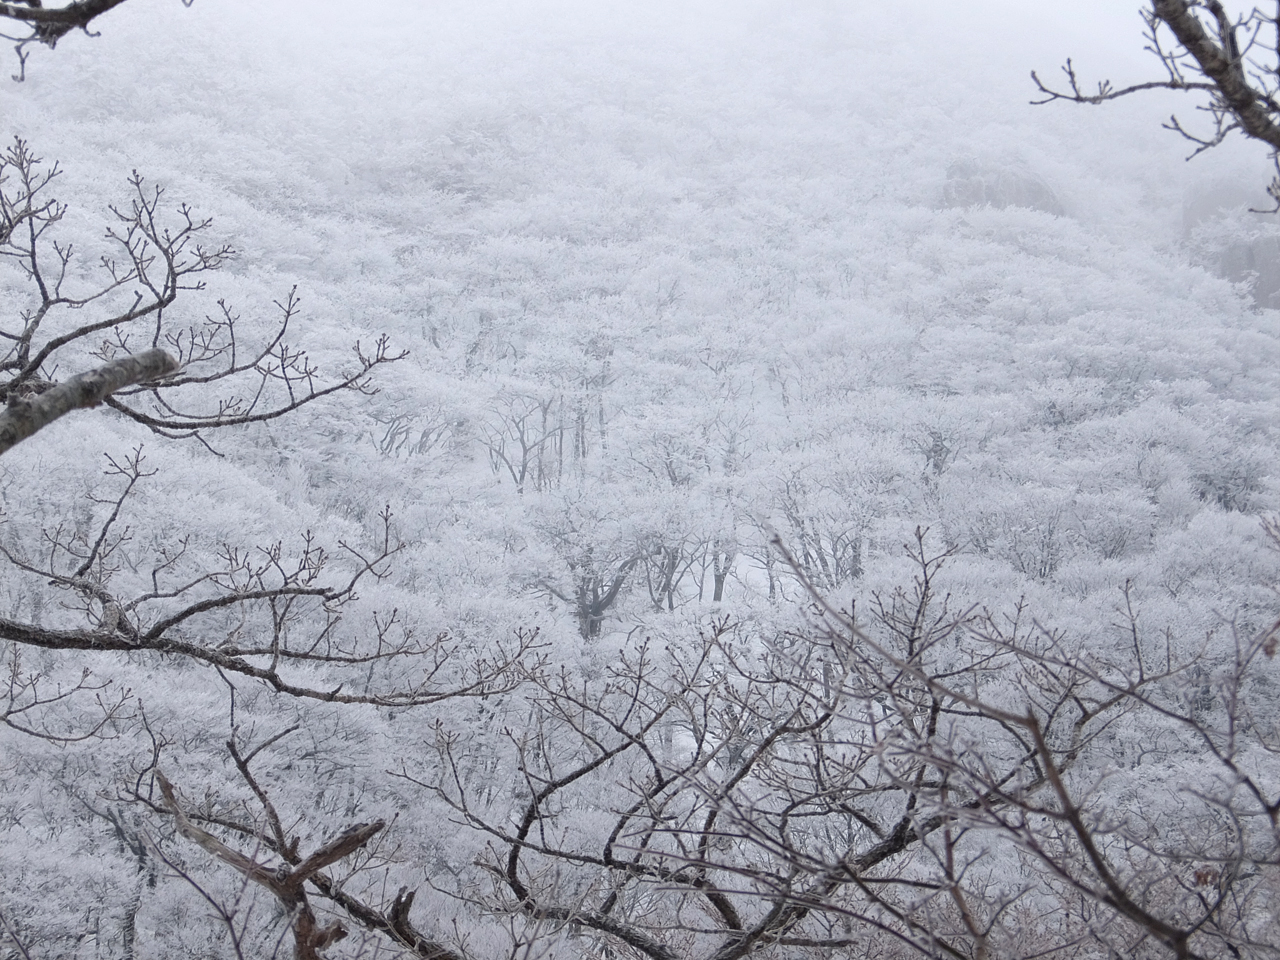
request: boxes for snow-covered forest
[2,1,1279,957]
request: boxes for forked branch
[1033,1,1280,203]
[0,348,177,454]
[156,770,383,960]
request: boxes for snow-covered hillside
[2,2,1279,957]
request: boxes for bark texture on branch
[1153,0,1280,150]
[0,0,129,29]
[0,348,178,455]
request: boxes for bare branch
[0,348,177,454]
[156,770,384,960]
[1034,1,1280,200]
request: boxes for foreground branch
[0,349,177,455]
[157,771,383,960]
[0,0,143,80]
[1033,1,1280,199]
[0,0,130,31]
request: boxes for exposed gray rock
[941,159,1064,216]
